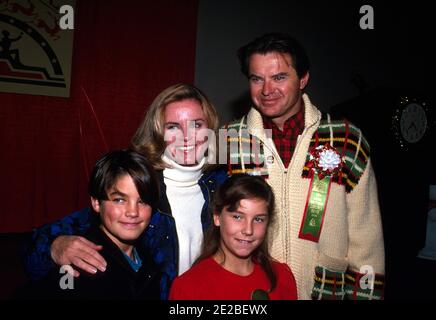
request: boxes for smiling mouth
[261,98,280,104]
[236,239,254,245]
[120,222,142,229]
[176,145,195,152]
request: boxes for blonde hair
[130,83,219,170]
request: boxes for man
[225,33,385,300]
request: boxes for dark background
[195,0,436,300]
[1,0,435,299]
[195,1,434,121]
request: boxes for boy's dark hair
[88,149,159,209]
[237,32,310,79]
[196,174,277,292]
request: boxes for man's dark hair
[88,149,159,209]
[237,32,310,79]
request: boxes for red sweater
[169,257,298,300]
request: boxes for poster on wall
[0,0,75,97]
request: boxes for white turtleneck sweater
[162,155,206,275]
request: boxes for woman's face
[163,98,210,166]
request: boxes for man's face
[248,52,309,127]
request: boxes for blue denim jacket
[24,167,228,299]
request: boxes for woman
[24,84,227,299]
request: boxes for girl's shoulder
[175,257,218,281]
[169,257,220,300]
[170,258,217,296]
[269,260,298,299]
[270,260,295,278]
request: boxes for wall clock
[392,96,429,150]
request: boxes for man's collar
[262,107,304,132]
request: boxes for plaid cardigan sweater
[225,94,385,300]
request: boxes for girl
[169,174,297,300]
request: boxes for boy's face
[91,174,152,248]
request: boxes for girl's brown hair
[196,174,277,292]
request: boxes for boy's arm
[24,207,103,280]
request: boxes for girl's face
[163,98,209,166]
[91,174,152,251]
[214,198,269,261]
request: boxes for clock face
[400,103,427,143]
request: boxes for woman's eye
[254,217,265,223]
[232,215,242,221]
[166,125,179,130]
[113,198,125,204]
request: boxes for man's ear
[213,211,221,227]
[91,197,101,213]
[300,72,310,90]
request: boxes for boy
[22,149,161,299]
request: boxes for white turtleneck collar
[162,155,206,187]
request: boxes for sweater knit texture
[225,94,385,300]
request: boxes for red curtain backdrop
[0,0,198,232]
